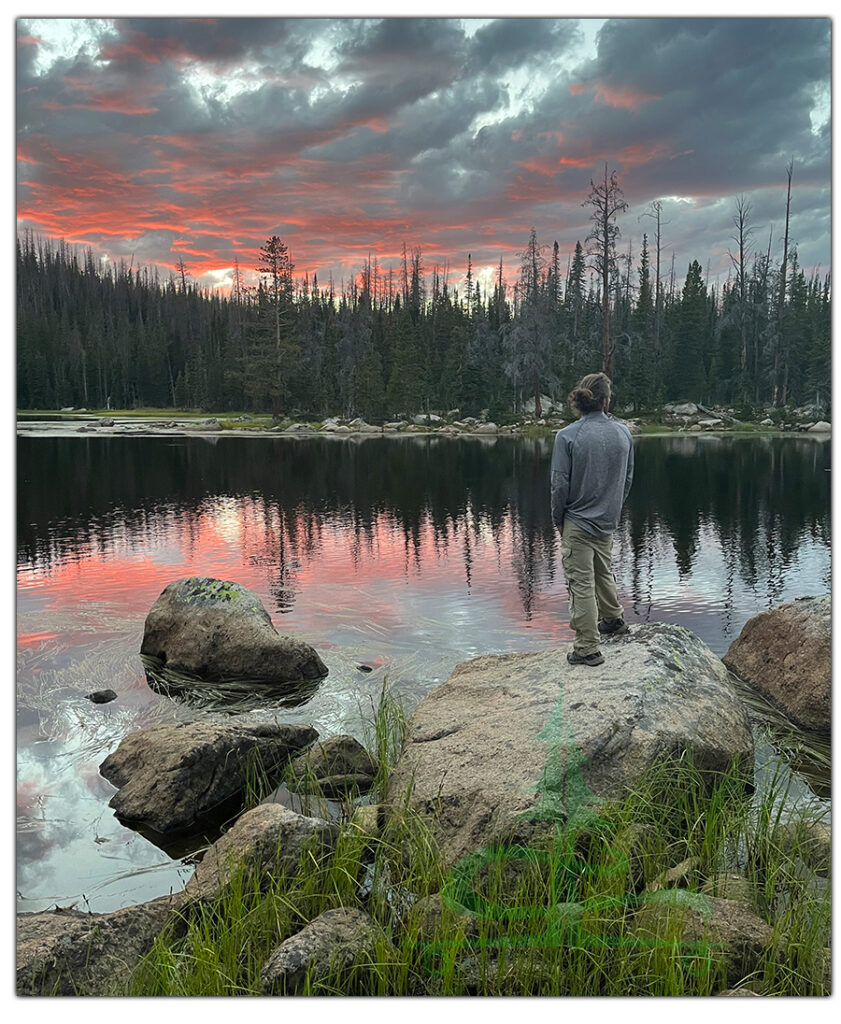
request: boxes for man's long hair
[568,373,612,415]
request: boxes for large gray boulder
[386,624,754,868]
[260,907,392,994]
[723,596,830,732]
[100,721,318,835]
[17,893,183,996]
[185,803,339,904]
[140,577,327,685]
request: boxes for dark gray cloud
[16,16,831,288]
[467,17,580,72]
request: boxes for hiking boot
[598,617,630,636]
[567,649,604,667]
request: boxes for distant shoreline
[16,411,829,442]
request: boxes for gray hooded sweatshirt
[550,411,634,536]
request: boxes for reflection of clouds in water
[17,741,192,913]
[15,437,831,913]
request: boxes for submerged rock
[100,720,317,835]
[17,893,183,996]
[86,688,118,704]
[386,623,754,868]
[185,803,339,904]
[723,595,830,732]
[140,577,327,686]
[260,907,392,994]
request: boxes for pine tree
[669,261,708,401]
[256,235,295,416]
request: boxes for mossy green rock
[141,577,327,686]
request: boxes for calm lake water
[16,432,831,913]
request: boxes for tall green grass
[122,697,830,998]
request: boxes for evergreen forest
[16,216,831,421]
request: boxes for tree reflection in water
[18,434,830,645]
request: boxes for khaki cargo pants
[560,520,624,656]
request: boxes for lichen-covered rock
[17,893,183,996]
[723,596,830,731]
[386,623,754,868]
[260,908,392,994]
[140,577,327,685]
[289,735,378,798]
[185,804,339,904]
[100,721,317,835]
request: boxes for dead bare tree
[583,163,628,375]
[774,160,794,406]
[640,199,669,360]
[727,195,754,398]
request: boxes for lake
[16,432,831,914]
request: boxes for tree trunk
[773,162,793,407]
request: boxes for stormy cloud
[16,16,831,293]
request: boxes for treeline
[17,223,830,419]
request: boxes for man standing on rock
[551,373,634,666]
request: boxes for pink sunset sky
[16,12,831,296]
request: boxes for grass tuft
[121,708,830,998]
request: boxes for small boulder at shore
[288,734,378,798]
[185,803,339,904]
[260,907,392,994]
[631,893,775,986]
[186,417,222,432]
[386,623,754,868]
[723,595,830,732]
[140,577,327,685]
[17,893,183,996]
[100,720,318,835]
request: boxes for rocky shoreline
[16,584,831,996]
[16,399,832,440]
